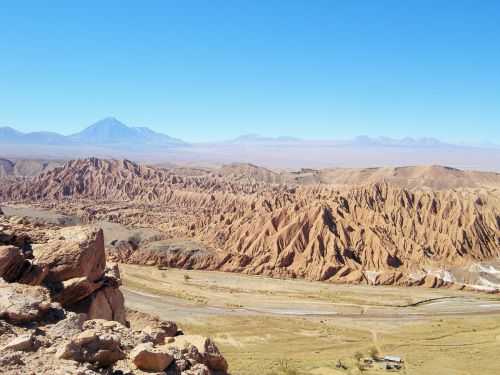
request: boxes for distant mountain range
[1,117,499,172]
[0,117,187,147]
[346,135,447,148]
[1,117,496,149]
[226,134,453,148]
[228,134,303,144]
[0,127,69,145]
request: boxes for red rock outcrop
[33,226,106,283]
[0,216,126,324]
[0,214,229,374]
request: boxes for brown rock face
[85,286,126,325]
[16,263,49,286]
[0,244,49,286]
[0,246,26,282]
[33,226,106,283]
[58,277,126,325]
[53,277,103,306]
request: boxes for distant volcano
[69,117,186,146]
[0,117,187,147]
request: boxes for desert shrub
[183,274,191,282]
[354,351,363,361]
[128,233,142,248]
[267,360,301,375]
[368,346,380,359]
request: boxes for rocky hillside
[153,163,500,190]
[1,158,499,289]
[288,165,500,190]
[105,183,499,289]
[0,158,267,202]
[0,210,229,374]
[203,164,500,190]
[197,184,499,286]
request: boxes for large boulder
[0,280,55,323]
[142,320,178,345]
[102,286,126,324]
[1,333,39,352]
[84,286,126,325]
[130,342,174,372]
[47,312,86,339]
[50,272,126,325]
[53,277,103,306]
[0,246,26,282]
[0,246,50,285]
[87,289,113,321]
[171,335,228,372]
[17,262,49,286]
[56,328,125,367]
[33,226,106,283]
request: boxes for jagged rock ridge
[1,158,499,289]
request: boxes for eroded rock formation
[1,158,499,289]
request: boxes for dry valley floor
[121,264,500,375]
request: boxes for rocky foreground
[0,209,228,375]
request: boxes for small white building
[384,355,403,363]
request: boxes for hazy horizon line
[1,117,499,148]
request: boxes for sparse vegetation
[127,232,142,248]
[267,360,301,375]
[368,346,380,360]
[225,303,244,308]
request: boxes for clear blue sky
[1,0,499,143]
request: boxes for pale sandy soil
[120,264,500,375]
[121,264,500,320]
[1,205,80,225]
